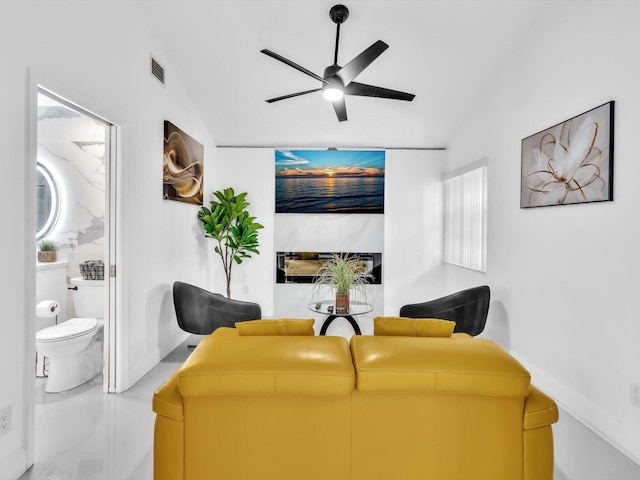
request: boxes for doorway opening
[35,87,120,394]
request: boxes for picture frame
[163,121,204,205]
[521,101,614,208]
[275,149,385,214]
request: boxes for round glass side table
[308,300,373,335]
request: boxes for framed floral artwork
[521,101,614,208]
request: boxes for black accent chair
[399,285,490,336]
[173,281,262,347]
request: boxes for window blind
[443,159,487,272]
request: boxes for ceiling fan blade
[344,81,415,101]
[261,49,327,84]
[337,40,389,86]
[332,98,347,122]
[265,88,322,103]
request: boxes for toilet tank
[70,277,104,318]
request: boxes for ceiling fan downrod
[330,4,349,66]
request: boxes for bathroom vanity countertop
[36,260,68,271]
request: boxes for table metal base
[319,314,361,335]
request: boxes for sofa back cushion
[374,316,455,337]
[236,318,315,336]
[179,335,354,396]
[350,336,530,397]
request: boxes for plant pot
[38,251,57,262]
[335,293,349,314]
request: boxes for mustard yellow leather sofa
[153,328,558,480]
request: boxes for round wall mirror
[36,163,60,241]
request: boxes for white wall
[384,149,446,314]
[444,1,640,464]
[1,2,216,477]
[204,148,276,311]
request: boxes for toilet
[36,277,104,393]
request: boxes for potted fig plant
[37,239,58,262]
[198,187,263,298]
[312,254,372,313]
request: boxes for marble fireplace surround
[273,214,384,318]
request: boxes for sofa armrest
[153,367,184,480]
[153,367,184,421]
[523,385,558,480]
[523,385,558,429]
[211,326,239,337]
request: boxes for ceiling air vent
[151,57,165,85]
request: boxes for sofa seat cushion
[350,336,530,397]
[178,335,354,396]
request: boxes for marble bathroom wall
[37,93,107,318]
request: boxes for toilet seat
[36,317,98,343]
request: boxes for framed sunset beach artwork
[275,149,385,214]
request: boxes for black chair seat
[399,285,490,336]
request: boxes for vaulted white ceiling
[139,1,545,149]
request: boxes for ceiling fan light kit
[323,87,344,102]
[322,70,345,101]
[261,4,415,122]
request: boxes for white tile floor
[18,339,190,480]
[19,336,640,480]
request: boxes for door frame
[105,115,124,393]
[35,84,122,393]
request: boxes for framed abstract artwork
[275,149,385,214]
[521,101,614,208]
[163,121,204,205]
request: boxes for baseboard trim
[124,331,189,392]
[0,447,27,480]
[513,353,640,466]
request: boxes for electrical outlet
[631,383,640,408]
[0,405,11,436]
